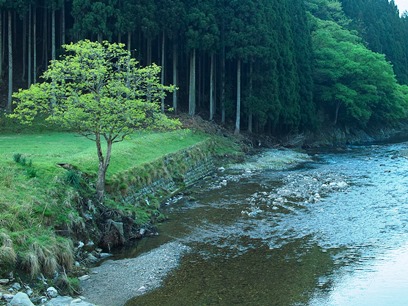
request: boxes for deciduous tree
[11,40,179,203]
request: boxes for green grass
[0,128,210,278]
[0,130,208,179]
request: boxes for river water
[124,142,408,306]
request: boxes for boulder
[9,292,34,306]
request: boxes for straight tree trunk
[7,10,12,113]
[42,6,48,68]
[188,49,196,116]
[0,11,3,82]
[234,59,241,135]
[1,11,4,72]
[172,42,178,114]
[33,6,37,83]
[22,15,26,81]
[161,32,165,113]
[248,61,253,133]
[51,8,56,61]
[209,53,215,121]
[127,31,131,51]
[221,47,226,124]
[61,2,65,45]
[146,37,152,65]
[28,5,32,87]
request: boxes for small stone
[40,296,48,304]
[87,253,98,263]
[0,278,9,285]
[11,282,22,291]
[137,286,147,292]
[26,288,33,297]
[99,253,112,259]
[3,294,15,302]
[10,292,34,306]
[78,275,90,281]
[86,240,95,247]
[46,287,58,298]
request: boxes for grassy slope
[0,129,210,277]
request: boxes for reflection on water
[310,244,408,306]
[125,142,408,306]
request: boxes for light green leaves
[11,40,179,142]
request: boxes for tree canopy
[11,40,179,202]
[2,0,408,135]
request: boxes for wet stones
[244,170,349,216]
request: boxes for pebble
[0,279,9,285]
[78,275,91,281]
[46,287,58,298]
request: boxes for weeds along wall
[107,139,216,206]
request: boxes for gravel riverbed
[80,242,190,306]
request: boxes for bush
[63,170,81,188]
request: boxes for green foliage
[63,170,81,188]
[0,130,211,277]
[11,40,180,202]
[309,4,407,127]
[12,40,180,137]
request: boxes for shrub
[13,153,22,164]
[63,170,81,188]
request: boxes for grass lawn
[0,129,209,179]
[0,128,210,278]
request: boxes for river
[119,142,408,305]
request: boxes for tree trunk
[51,8,56,61]
[209,53,215,121]
[172,42,178,114]
[234,59,241,135]
[161,32,165,113]
[22,15,26,81]
[0,10,3,82]
[334,101,341,125]
[127,31,131,51]
[221,47,226,124]
[28,4,32,87]
[146,37,152,65]
[7,10,12,113]
[33,6,37,84]
[61,2,65,45]
[188,49,196,116]
[42,6,48,68]
[248,61,253,133]
[95,134,112,204]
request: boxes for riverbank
[78,148,321,306]
[0,125,244,305]
[81,242,190,306]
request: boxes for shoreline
[80,242,191,306]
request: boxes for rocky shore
[80,242,190,306]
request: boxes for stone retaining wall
[113,140,216,206]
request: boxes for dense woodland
[1,0,408,135]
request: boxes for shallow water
[124,142,408,306]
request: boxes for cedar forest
[1,0,408,135]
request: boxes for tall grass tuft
[20,251,41,278]
[63,170,81,188]
[0,233,17,271]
